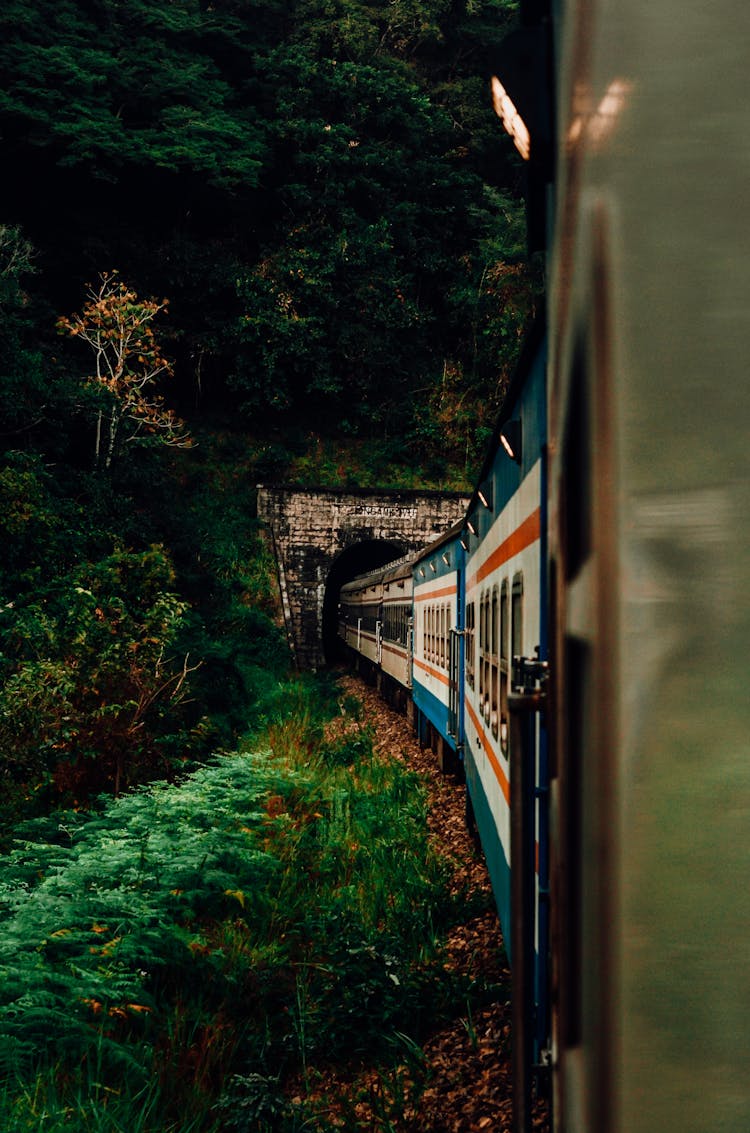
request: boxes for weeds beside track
[0,674,512,1132]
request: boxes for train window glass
[500,580,509,670]
[480,591,489,721]
[512,573,524,660]
[491,586,499,736]
[466,601,475,688]
[441,605,447,668]
[482,593,487,706]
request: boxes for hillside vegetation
[0,2,531,1124]
[0,0,536,827]
[0,682,502,1131]
[1,0,539,477]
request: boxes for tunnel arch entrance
[256,486,471,668]
[322,539,405,663]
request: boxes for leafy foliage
[0,0,536,478]
[0,687,488,1130]
[0,429,289,839]
[0,546,196,806]
[0,0,267,190]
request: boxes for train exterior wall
[547,0,750,1129]
[462,340,547,953]
[412,531,465,755]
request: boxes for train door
[448,628,461,740]
[407,614,414,689]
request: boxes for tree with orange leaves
[58,272,192,470]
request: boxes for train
[337,0,750,1130]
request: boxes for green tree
[0,0,267,190]
[0,547,197,806]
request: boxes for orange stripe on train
[465,699,510,806]
[413,584,456,603]
[413,658,451,687]
[468,508,541,591]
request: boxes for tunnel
[322,539,405,664]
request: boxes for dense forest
[0,0,539,475]
[0,2,535,1126]
[0,0,538,825]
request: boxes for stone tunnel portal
[322,539,405,664]
[256,486,471,669]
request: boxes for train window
[466,600,475,688]
[500,580,509,671]
[480,591,489,721]
[491,586,499,736]
[482,593,487,706]
[512,573,524,659]
[446,604,451,669]
[441,605,447,669]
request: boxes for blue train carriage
[337,567,384,669]
[337,554,414,700]
[411,521,466,776]
[377,554,414,706]
[460,321,549,1070]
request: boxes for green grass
[0,676,495,1132]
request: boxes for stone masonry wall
[256,486,471,668]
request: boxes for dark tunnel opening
[322,539,405,664]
